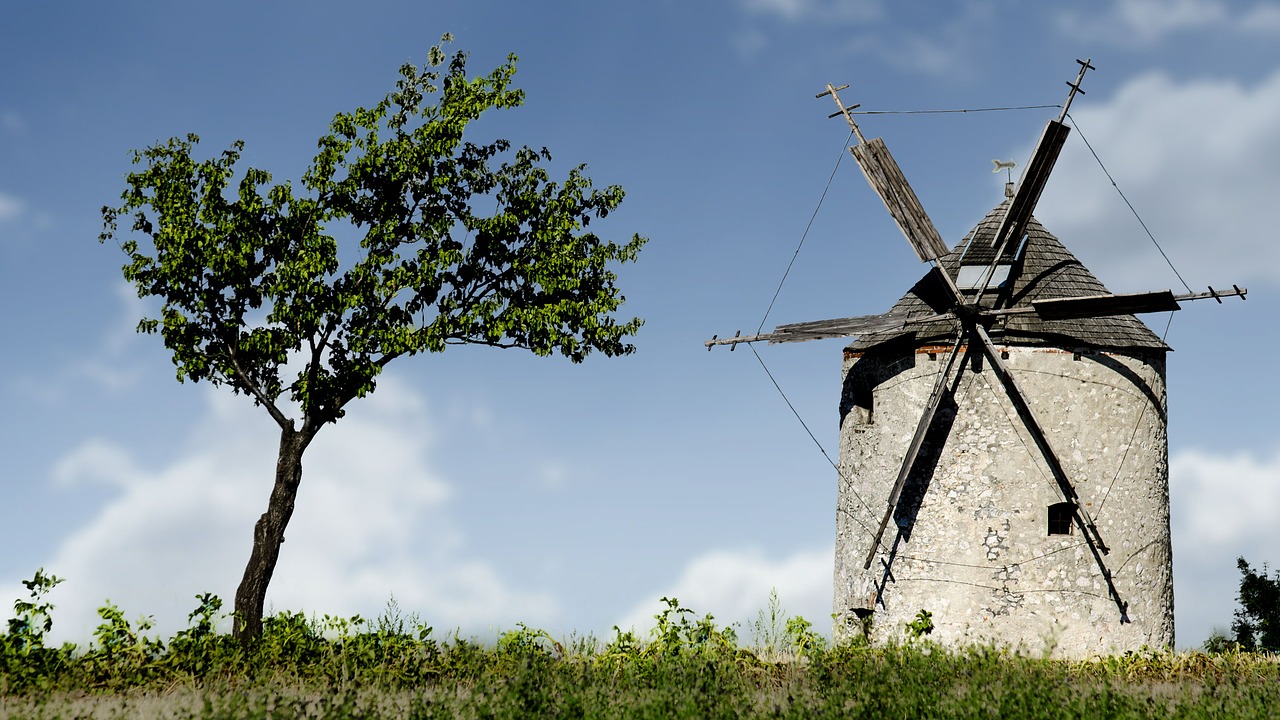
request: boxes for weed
[785,614,827,658]
[4,568,62,652]
[907,608,935,639]
[4,572,1280,719]
[749,588,787,658]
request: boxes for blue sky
[2,0,1277,650]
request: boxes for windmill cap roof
[847,200,1169,353]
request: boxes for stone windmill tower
[706,61,1246,657]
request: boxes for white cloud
[1170,446,1280,647]
[1240,4,1280,32]
[1057,0,1280,45]
[737,1,997,77]
[839,1,998,78]
[614,546,833,639]
[21,376,555,645]
[21,283,156,404]
[845,31,961,77]
[740,0,883,23]
[0,192,24,222]
[1034,68,1280,291]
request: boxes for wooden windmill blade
[970,325,1111,551]
[703,310,939,349]
[986,286,1249,322]
[969,327,1128,614]
[851,138,952,263]
[973,59,1094,305]
[1028,290,1179,320]
[819,83,952,265]
[770,310,950,344]
[986,118,1072,257]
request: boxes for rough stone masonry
[832,204,1174,658]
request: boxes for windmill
[706,60,1246,656]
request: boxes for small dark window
[843,369,876,429]
[852,391,873,425]
[1047,503,1074,536]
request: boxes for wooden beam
[851,138,951,263]
[988,119,1071,254]
[984,286,1247,322]
[864,334,965,569]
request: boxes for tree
[1231,557,1280,652]
[99,37,646,642]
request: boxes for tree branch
[221,343,293,430]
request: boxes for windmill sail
[1030,290,1180,320]
[771,310,946,344]
[851,138,952,263]
[703,61,1250,649]
[988,119,1072,256]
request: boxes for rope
[756,129,854,335]
[734,104,1189,565]
[742,126,882,533]
[1094,312,1176,519]
[1065,112,1194,294]
[851,104,1060,116]
[747,343,880,536]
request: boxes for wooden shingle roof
[848,200,1168,353]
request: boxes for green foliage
[98,34,647,642]
[1202,629,1243,655]
[165,592,233,677]
[6,576,1280,718]
[647,596,739,659]
[0,568,70,693]
[99,35,646,432]
[497,622,562,661]
[84,601,165,686]
[1231,556,1280,652]
[4,568,62,652]
[785,614,828,658]
[749,588,828,660]
[907,608,935,639]
[749,587,787,657]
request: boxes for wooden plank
[704,332,771,348]
[973,323,1128,619]
[772,317,903,343]
[851,138,950,263]
[1030,290,1179,320]
[771,311,950,344]
[988,119,1071,253]
[1175,286,1247,303]
[869,140,946,260]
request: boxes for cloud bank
[1036,67,1280,292]
[1057,0,1280,46]
[1170,446,1280,646]
[24,377,554,645]
[615,546,833,640]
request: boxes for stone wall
[833,342,1173,658]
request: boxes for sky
[1,0,1277,651]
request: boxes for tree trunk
[233,424,307,642]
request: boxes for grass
[2,576,1278,719]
